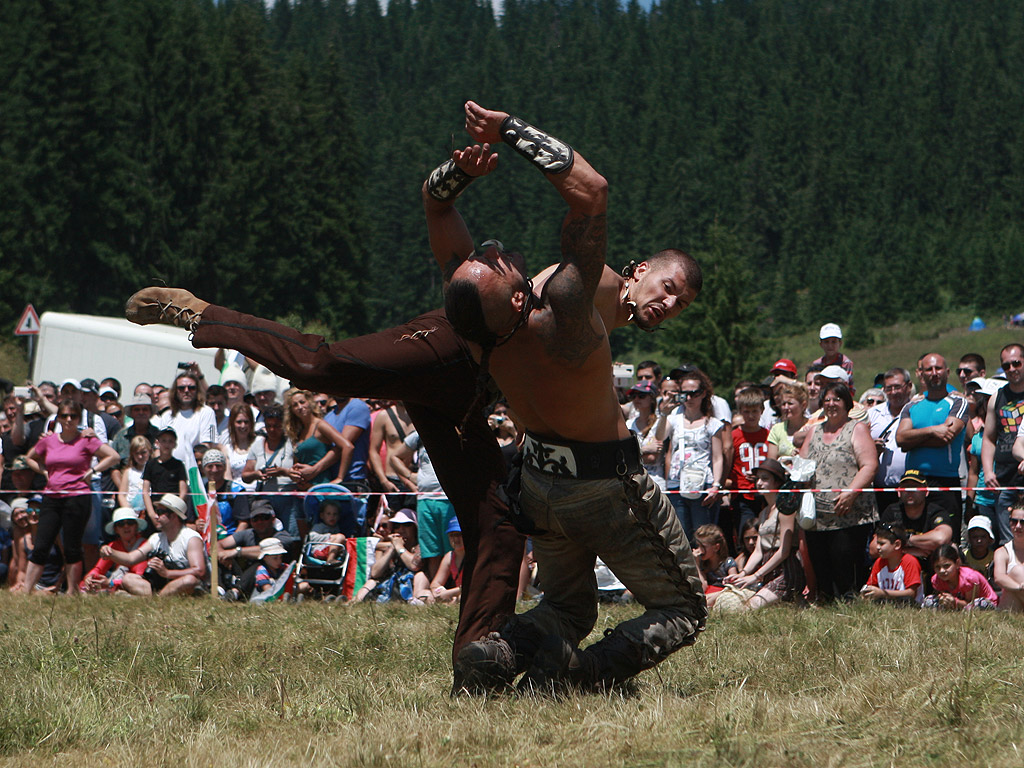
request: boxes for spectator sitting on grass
[362,508,427,603]
[992,495,1024,613]
[6,498,33,591]
[81,507,148,594]
[691,524,738,609]
[962,515,995,582]
[254,538,289,596]
[216,499,299,599]
[724,458,805,608]
[427,516,465,604]
[104,495,207,597]
[861,523,923,605]
[921,544,997,611]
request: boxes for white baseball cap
[817,365,850,383]
[819,323,843,340]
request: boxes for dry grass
[0,594,1022,767]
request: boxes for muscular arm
[897,414,965,450]
[465,100,609,342]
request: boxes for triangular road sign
[14,304,40,336]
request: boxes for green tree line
[2,0,1023,384]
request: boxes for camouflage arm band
[426,159,474,202]
[499,115,575,174]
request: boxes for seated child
[961,515,995,582]
[735,518,759,572]
[254,538,289,595]
[82,507,148,594]
[861,523,923,605]
[922,543,997,611]
[427,516,465,604]
[693,524,738,608]
[308,500,347,563]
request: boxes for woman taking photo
[766,382,811,460]
[626,380,667,490]
[664,369,725,542]
[798,381,878,601]
[725,458,805,607]
[21,399,120,593]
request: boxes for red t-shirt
[33,431,102,497]
[730,426,769,500]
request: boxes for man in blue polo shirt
[322,397,372,492]
[896,352,967,543]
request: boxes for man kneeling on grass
[100,495,208,597]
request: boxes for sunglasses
[57,413,77,419]
[956,368,976,377]
[864,398,884,405]
[177,384,198,391]
[1010,517,1024,527]
[1002,359,1024,369]
[679,389,704,398]
[315,400,329,408]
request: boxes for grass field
[1,594,1022,768]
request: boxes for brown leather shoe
[124,288,209,332]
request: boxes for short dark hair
[735,387,765,410]
[636,360,662,379]
[959,353,985,371]
[206,384,226,399]
[819,381,854,411]
[806,362,825,375]
[875,522,908,548]
[444,278,497,347]
[1001,343,1024,361]
[262,405,284,422]
[647,249,703,295]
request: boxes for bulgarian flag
[342,537,379,600]
[184,451,214,550]
[250,562,296,603]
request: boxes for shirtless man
[123,114,699,691]
[432,101,706,692]
[367,401,416,497]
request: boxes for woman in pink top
[22,399,120,593]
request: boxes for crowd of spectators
[3,324,1024,614]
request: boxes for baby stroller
[296,484,368,600]
[295,538,349,600]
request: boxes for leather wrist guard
[499,115,575,174]
[426,159,474,202]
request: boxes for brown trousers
[193,306,525,663]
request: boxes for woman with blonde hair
[766,382,811,460]
[284,389,353,491]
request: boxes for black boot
[519,629,647,695]
[452,617,544,695]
